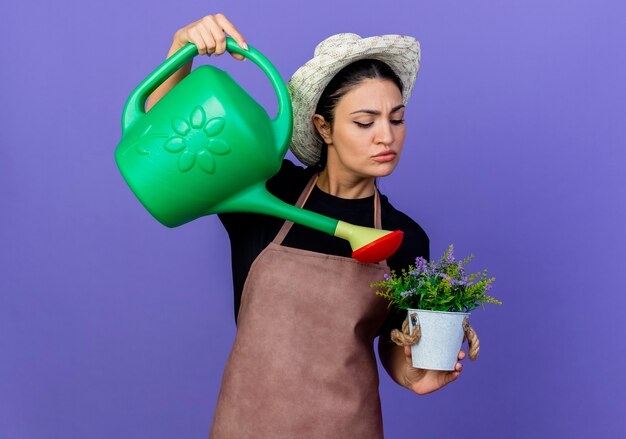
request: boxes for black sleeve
[377,203,430,339]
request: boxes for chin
[369,161,399,178]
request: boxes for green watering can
[115,38,403,263]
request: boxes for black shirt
[218,160,430,334]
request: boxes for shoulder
[379,193,430,269]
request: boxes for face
[314,78,406,179]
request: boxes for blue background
[1,0,624,437]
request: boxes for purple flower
[384,273,390,281]
[445,246,455,264]
[400,288,415,297]
[429,262,438,276]
[413,257,428,275]
[456,274,469,287]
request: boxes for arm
[145,13,248,111]
[378,329,465,395]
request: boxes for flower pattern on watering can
[162,106,230,174]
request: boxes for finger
[198,26,217,56]
[186,28,208,55]
[197,19,219,56]
[214,13,248,54]
[204,16,227,55]
[447,371,460,383]
[230,52,246,61]
[454,362,463,372]
[428,371,458,392]
[458,350,466,361]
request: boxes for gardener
[147,13,466,438]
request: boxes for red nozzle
[351,230,404,263]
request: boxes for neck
[316,168,376,199]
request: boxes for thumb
[403,345,413,366]
[229,52,246,61]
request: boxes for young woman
[147,13,465,438]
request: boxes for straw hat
[287,33,421,166]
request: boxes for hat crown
[313,33,362,57]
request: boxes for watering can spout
[213,183,404,263]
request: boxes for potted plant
[371,244,502,371]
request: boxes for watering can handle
[121,38,293,158]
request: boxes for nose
[375,121,394,146]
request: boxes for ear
[312,114,332,144]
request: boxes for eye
[354,121,374,128]
[391,119,405,125]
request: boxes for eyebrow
[350,104,405,115]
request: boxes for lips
[372,151,397,162]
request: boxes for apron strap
[273,174,385,254]
[374,186,381,230]
[273,174,320,244]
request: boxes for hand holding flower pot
[372,245,502,371]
